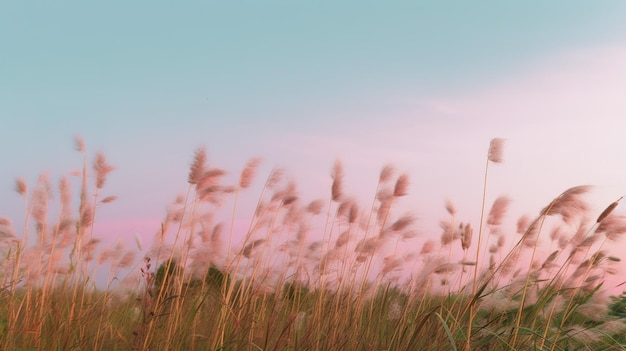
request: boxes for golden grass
[1,137,626,350]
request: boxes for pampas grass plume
[94,152,115,189]
[393,173,409,197]
[488,138,506,163]
[306,199,324,215]
[188,147,207,185]
[331,160,344,202]
[461,223,473,250]
[239,157,262,189]
[379,164,394,183]
[445,199,456,216]
[487,196,511,226]
[15,178,27,197]
[597,196,623,223]
[101,196,118,204]
[74,135,85,152]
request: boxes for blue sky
[2,1,626,256]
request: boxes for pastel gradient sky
[2,2,626,257]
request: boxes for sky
[2,1,626,274]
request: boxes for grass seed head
[488,138,506,163]
[188,147,207,185]
[239,157,262,189]
[393,173,409,197]
[331,160,344,202]
[487,196,511,226]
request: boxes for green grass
[1,137,626,350]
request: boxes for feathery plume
[306,199,324,215]
[242,239,265,258]
[391,214,415,232]
[31,174,51,228]
[93,152,115,189]
[74,135,85,152]
[541,250,559,269]
[59,176,72,219]
[382,256,403,275]
[379,164,395,183]
[100,195,118,204]
[118,251,136,269]
[337,198,353,218]
[434,263,458,274]
[402,230,418,239]
[348,201,359,223]
[188,147,207,185]
[487,196,511,226]
[420,240,435,255]
[83,238,101,261]
[440,221,456,246]
[267,168,284,189]
[597,196,623,223]
[516,215,531,235]
[487,138,506,163]
[376,188,392,223]
[0,217,15,240]
[461,223,473,250]
[331,160,344,202]
[239,157,262,189]
[335,231,350,247]
[80,204,94,228]
[497,234,505,248]
[393,173,410,197]
[596,214,626,241]
[355,237,378,255]
[197,168,227,191]
[445,200,456,217]
[540,185,592,218]
[15,178,27,197]
[549,226,562,242]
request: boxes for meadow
[1,137,626,350]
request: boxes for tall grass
[1,137,626,350]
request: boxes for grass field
[1,137,626,350]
